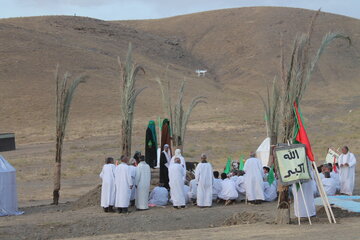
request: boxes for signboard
[275,144,311,186]
[325,148,339,164]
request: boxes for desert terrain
[0,6,359,239]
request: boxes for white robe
[322,177,337,196]
[169,163,186,206]
[292,180,316,218]
[263,181,277,202]
[114,163,133,208]
[244,157,265,201]
[135,162,151,210]
[149,186,168,206]
[184,185,190,204]
[170,155,186,172]
[128,165,137,201]
[330,171,341,192]
[338,152,356,195]
[212,178,222,200]
[188,179,197,200]
[195,162,213,207]
[218,178,238,200]
[99,164,116,207]
[235,175,246,200]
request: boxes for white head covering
[164,144,169,148]
[175,149,182,157]
[129,158,136,165]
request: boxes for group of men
[99,155,151,213]
[99,145,356,216]
[319,146,357,197]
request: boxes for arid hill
[0,7,359,164]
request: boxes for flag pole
[311,163,333,223]
[299,182,312,225]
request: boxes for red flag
[333,156,338,173]
[293,102,315,162]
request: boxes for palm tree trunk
[121,120,131,157]
[53,136,62,205]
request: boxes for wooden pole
[311,162,336,223]
[311,162,333,223]
[299,182,312,225]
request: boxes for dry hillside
[0,6,359,167]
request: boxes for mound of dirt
[317,206,360,218]
[71,184,101,210]
[223,212,264,225]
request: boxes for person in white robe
[292,168,316,218]
[212,171,222,200]
[235,171,246,201]
[149,184,169,206]
[195,154,213,207]
[115,156,133,213]
[128,158,137,206]
[330,170,341,193]
[338,146,357,195]
[218,173,238,205]
[263,181,277,202]
[99,157,116,212]
[243,153,265,203]
[187,178,197,203]
[322,172,336,196]
[169,157,186,208]
[184,184,190,204]
[135,156,151,210]
[170,149,186,172]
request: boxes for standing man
[243,153,265,204]
[159,144,172,189]
[135,155,151,210]
[195,154,213,207]
[169,158,186,209]
[128,158,137,206]
[115,155,133,213]
[338,146,357,195]
[99,157,116,212]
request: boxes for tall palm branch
[119,42,146,156]
[53,65,87,205]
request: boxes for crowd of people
[99,145,356,216]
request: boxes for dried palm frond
[54,65,87,205]
[119,42,146,156]
[156,75,206,150]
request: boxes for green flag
[224,157,232,174]
[239,155,245,170]
[268,166,275,185]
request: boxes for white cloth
[292,180,316,218]
[149,186,168,206]
[218,178,238,200]
[188,179,197,200]
[162,149,172,168]
[169,163,186,206]
[244,157,265,201]
[99,164,116,207]
[263,181,277,202]
[230,175,238,183]
[235,175,246,200]
[195,162,213,207]
[338,152,356,195]
[114,163,133,208]
[0,155,23,216]
[170,149,187,172]
[330,171,341,192]
[212,178,222,200]
[128,165,137,201]
[184,185,190,204]
[135,162,151,210]
[322,177,337,196]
